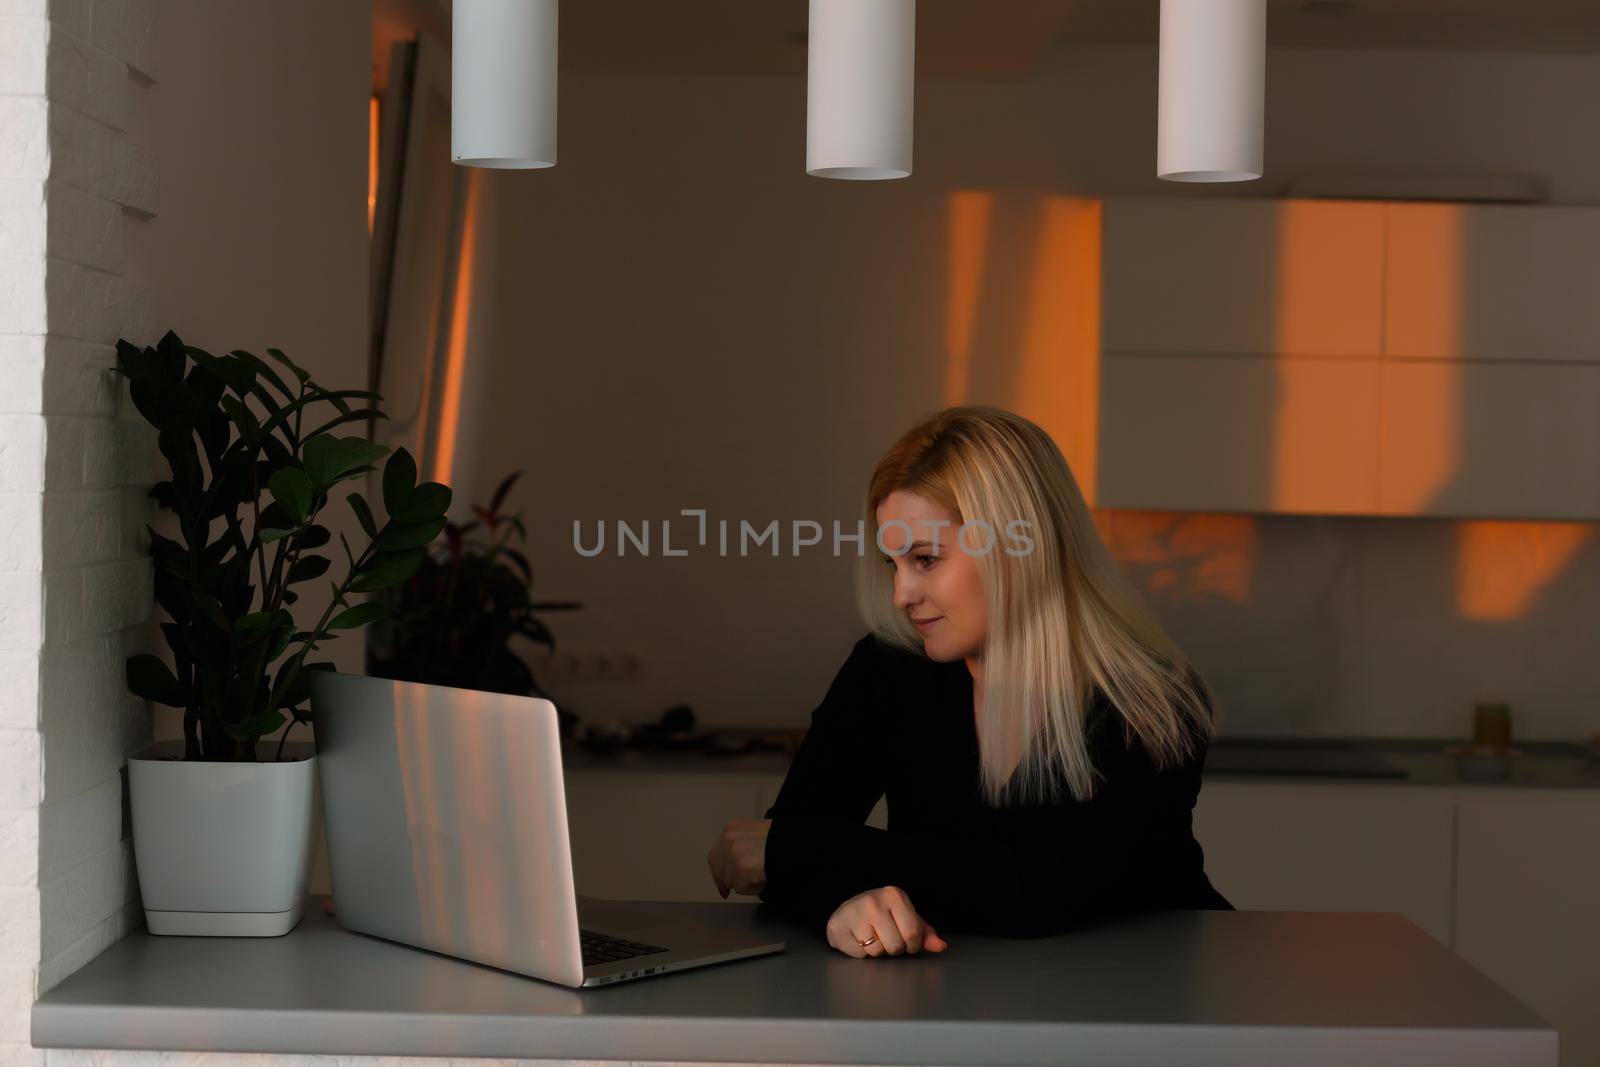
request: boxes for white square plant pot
[128,739,316,936]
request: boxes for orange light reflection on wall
[368,95,380,234]
[1455,520,1594,621]
[943,191,994,406]
[1010,196,1102,505]
[432,170,480,487]
[1095,510,1258,605]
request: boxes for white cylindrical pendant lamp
[806,0,915,180]
[1157,0,1265,182]
[452,0,558,169]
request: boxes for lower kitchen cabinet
[1192,781,1456,945]
[560,770,882,903]
[1454,790,1600,1067]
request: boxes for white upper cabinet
[1097,197,1600,519]
[1098,198,1386,514]
[1102,198,1385,357]
[1386,203,1600,363]
[1098,354,1382,514]
[1378,361,1600,519]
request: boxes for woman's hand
[706,818,771,898]
[827,886,948,958]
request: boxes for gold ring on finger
[858,934,878,948]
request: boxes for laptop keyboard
[580,928,670,967]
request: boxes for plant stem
[268,538,377,711]
[249,463,269,598]
[274,714,300,761]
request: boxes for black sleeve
[758,635,895,935]
[827,725,1207,938]
[763,668,1210,939]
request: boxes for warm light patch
[1455,520,1593,621]
[450,687,508,954]
[1270,201,1383,357]
[368,95,380,234]
[432,170,481,486]
[1269,202,1385,512]
[942,190,994,406]
[1095,510,1258,605]
[1009,197,1102,505]
[1378,203,1463,513]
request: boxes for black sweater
[758,634,1231,939]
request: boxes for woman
[706,406,1230,958]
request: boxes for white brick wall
[0,3,156,1063]
[0,7,49,1065]
[34,0,154,1027]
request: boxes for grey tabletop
[33,897,1554,1066]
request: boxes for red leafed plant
[365,471,580,701]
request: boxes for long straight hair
[856,406,1214,806]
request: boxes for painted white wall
[469,43,1600,743]
[135,0,373,681]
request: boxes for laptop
[309,671,786,987]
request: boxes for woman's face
[875,490,989,663]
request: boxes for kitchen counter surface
[33,896,1554,1066]
[561,737,1600,788]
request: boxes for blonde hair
[856,405,1214,806]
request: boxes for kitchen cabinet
[1454,789,1600,1067]
[1378,360,1600,519]
[563,770,772,902]
[1386,202,1600,363]
[1095,197,1600,520]
[1191,780,1455,945]
[1101,198,1385,358]
[561,770,884,904]
[1098,353,1382,514]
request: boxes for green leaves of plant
[127,654,186,707]
[116,330,448,759]
[350,547,426,592]
[347,492,377,538]
[268,467,312,524]
[394,483,451,525]
[376,517,446,551]
[303,435,388,492]
[225,708,285,742]
[364,447,450,579]
[287,555,331,585]
[329,602,391,630]
[383,448,417,514]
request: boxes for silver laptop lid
[309,671,585,987]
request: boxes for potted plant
[367,471,580,728]
[118,330,451,936]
